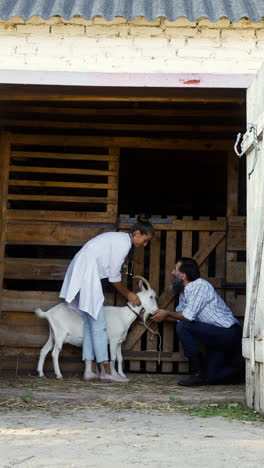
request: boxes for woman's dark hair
[130,214,155,237]
[178,257,200,282]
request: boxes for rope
[141,321,162,365]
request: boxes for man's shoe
[178,372,205,386]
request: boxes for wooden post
[107,147,120,220]
[0,131,10,314]
[226,151,240,312]
[227,151,239,217]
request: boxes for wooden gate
[119,215,245,373]
[241,65,264,414]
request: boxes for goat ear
[139,280,144,291]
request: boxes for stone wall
[0,16,264,74]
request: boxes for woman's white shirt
[60,232,131,319]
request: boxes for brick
[221,39,256,51]
[100,46,141,59]
[16,24,50,35]
[115,25,130,38]
[187,38,220,48]
[257,40,264,49]
[256,29,264,40]
[249,48,264,59]
[165,27,198,38]
[213,48,249,58]
[177,48,215,58]
[85,25,121,37]
[15,43,39,56]
[164,17,196,27]
[98,37,132,47]
[221,29,255,40]
[129,26,163,37]
[132,37,168,47]
[128,16,161,27]
[93,16,127,25]
[204,58,261,74]
[198,18,230,28]
[51,24,85,35]
[0,36,27,49]
[231,19,264,29]
[141,47,177,58]
[199,29,220,40]
[167,38,186,48]
[0,23,16,34]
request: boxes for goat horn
[133,275,151,290]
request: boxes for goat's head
[133,276,158,323]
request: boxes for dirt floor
[1,373,264,467]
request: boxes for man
[151,257,242,386]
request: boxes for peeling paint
[182,79,201,85]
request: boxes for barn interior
[0,84,246,375]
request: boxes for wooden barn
[0,81,246,375]
[0,0,263,412]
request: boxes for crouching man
[151,257,242,386]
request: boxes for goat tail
[35,307,48,320]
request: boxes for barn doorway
[0,83,246,375]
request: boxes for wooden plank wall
[0,135,246,375]
[0,214,246,375]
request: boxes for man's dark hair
[178,257,200,282]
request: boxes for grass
[20,391,33,403]
[169,400,264,422]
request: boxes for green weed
[20,391,33,403]
[169,400,264,422]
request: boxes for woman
[60,215,154,382]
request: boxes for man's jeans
[177,320,242,384]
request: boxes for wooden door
[241,65,264,414]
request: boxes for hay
[0,373,243,414]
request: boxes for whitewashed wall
[0,16,264,74]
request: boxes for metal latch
[234,124,260,179]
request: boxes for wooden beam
[9,180,116,189]
[6,222,111,246]
[10,134,234,151]
[1,289,113,312]
[0,131,10,314]
[4,258,70,280]
[7,210,116,223]
[8,195,117,204]
[120,219,226,231]
[5,105,243,119]
[2,290,62,312]
[11,151,115,161]
[0,89,245,103]
[9,165,117,177]
[2,119,241,135]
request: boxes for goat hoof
[38,374,46,378]
[56,375,63,380]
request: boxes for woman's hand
[127,292,141,307]
[151,309,169,323]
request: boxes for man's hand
[151,309,169,323]
[127,292,141,307]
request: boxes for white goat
[35,276,157,381]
